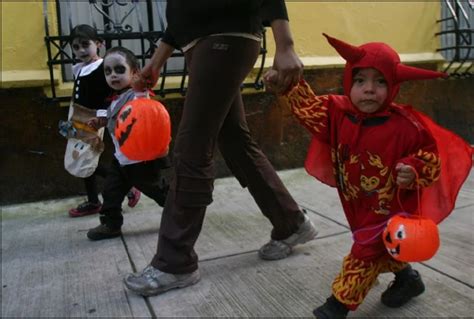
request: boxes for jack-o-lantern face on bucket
[382,214,440,262]
[115,98,171,161]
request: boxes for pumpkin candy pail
[115,97,171,161]
[383,214,440,262]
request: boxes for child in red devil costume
[265,34,472,319]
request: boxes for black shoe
[313,295,349,319]
[87,224,122,241]
[381,265,425,308]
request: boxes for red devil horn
[396,64,447,82]
[323,33,365,64]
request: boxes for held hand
[132,41,174,92]
[396,163,416,188]
[132,62,159,92]
[272,46,303,94]
[263,69,279,93]
[270,19,303,94]
[273,47,303,93]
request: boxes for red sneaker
[127,187,141,208]
[68,202,102,218]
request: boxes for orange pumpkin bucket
[382,214,439,262]
[115,97,171,161]
[382,169,440,262]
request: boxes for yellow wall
[268,2,443,67]
[1,1,58,87]
[1,1,443,89]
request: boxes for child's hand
[263,69,280,93]
[132,71,153,92]
[87,117,107,130]
[396,163,415,188]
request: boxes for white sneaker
[124,265,201,296]
[259,213,318,260]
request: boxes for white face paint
[71,38,100,64]
[103,53,133,91]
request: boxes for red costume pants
[332,254,407,310]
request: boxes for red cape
[305,106,472,224]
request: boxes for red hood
[323,33,447,107]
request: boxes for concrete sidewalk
[2,168,473,318]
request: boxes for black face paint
[104,65,127,76]
[114,65,126,74]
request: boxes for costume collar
[72,58,103,78]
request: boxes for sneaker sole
[381,288,425,308]
[258,227,319,260]
[69,210,101,218]
[125,273,201,297]
[87,232,122,241]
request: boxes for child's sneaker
[68,202,102,218]
[313,295,349,319]
[127,187,141,208]
[381,265,425,308]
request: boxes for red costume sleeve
[282,79,337,187]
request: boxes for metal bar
[43,1,57,99]
[179,59,187,96]
[43,1,268,101]
[253,30,267,90]
[435,29,474,36]
[437,46,474,51]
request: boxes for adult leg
[151,36,262,274]
[217,91,305,240]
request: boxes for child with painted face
[86,47,171,241]
[66,25,141,218]
[265,34,472,318]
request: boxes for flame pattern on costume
[281,33,471,312]
[332,254,407,310]
[284,79,441,261]
[415,149,441,188]
[284,80,328,134]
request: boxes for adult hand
[272,46,303,94]
[396,163,416,188]
[270,19,304,94]
[132,41,175,92]
[132,62,159,92]
[263,69,279,93]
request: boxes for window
[437,0,474,76]
[44,0,267,101]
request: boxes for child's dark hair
[105,47,140,72]
[70,24,102,43]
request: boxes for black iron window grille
[43,0,267,102]
[436,0,474,77]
